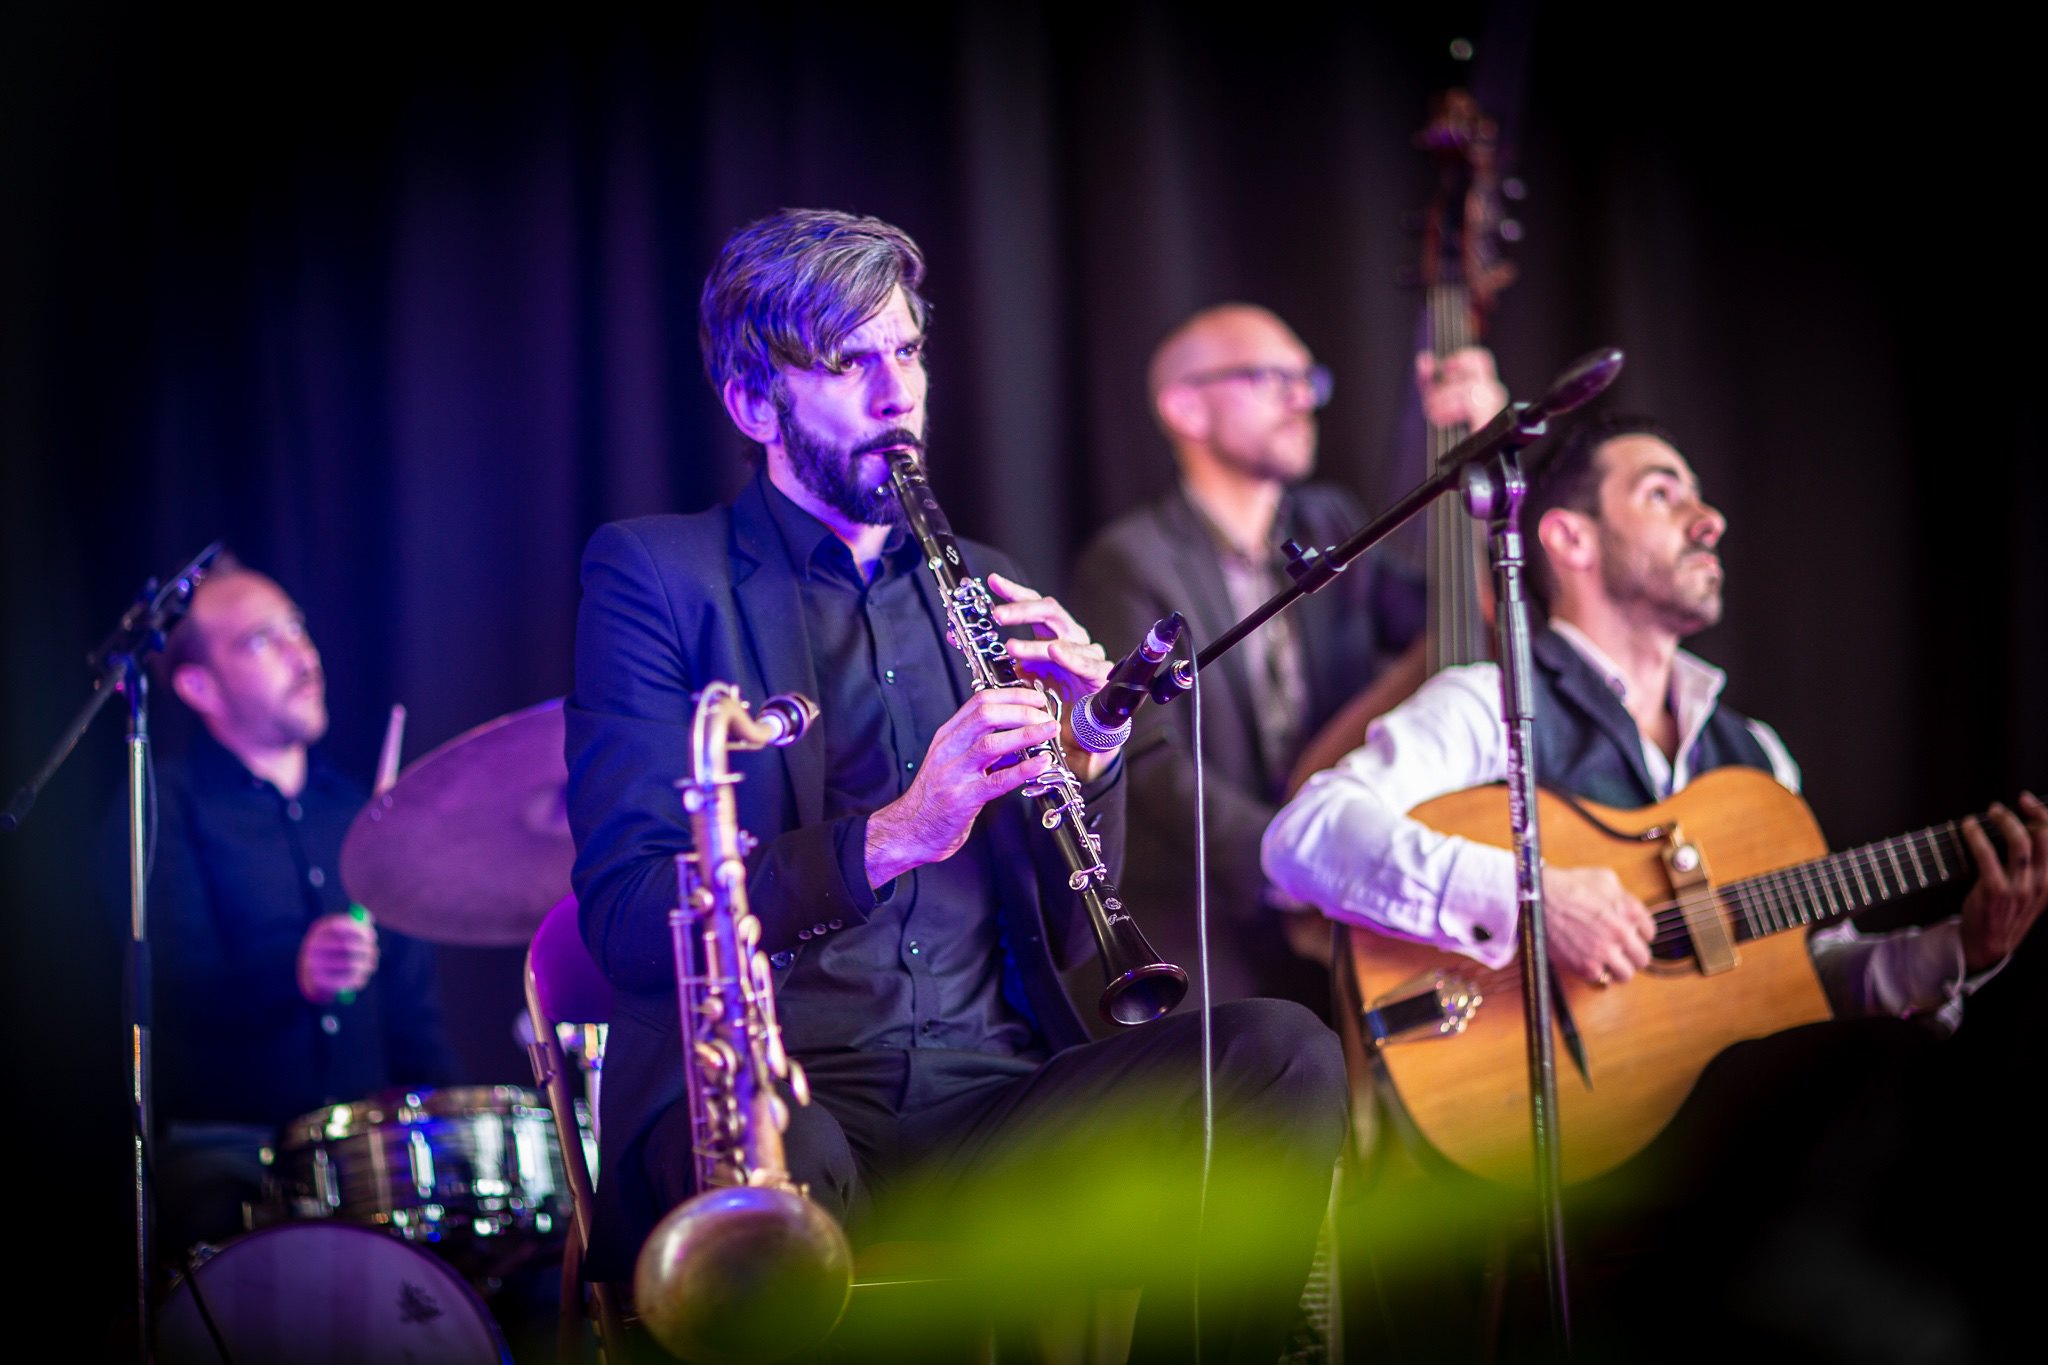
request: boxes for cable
[1188,628,1211,1364]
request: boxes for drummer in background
[96,556,459,1259]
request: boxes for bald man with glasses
[1068,303,1503,1016]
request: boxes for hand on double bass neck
[1414,347,1510,433]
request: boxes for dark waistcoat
[1529,628,1770,809]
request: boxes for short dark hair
[154,551,249,684]
[699,209,929,410]
[1519,412,1677,607]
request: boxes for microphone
[1071,613,1185,753]
[1511,346,1625,439]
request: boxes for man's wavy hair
[1520,411,1679,609]
[699,209,929,415]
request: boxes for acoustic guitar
[1345,765,1986,1187]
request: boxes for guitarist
[1262,412,2048,1021]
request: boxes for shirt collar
[1548,618,1727,788]
[188,725,335,798]
[1178,481,1297,563]
[758,471,910,584]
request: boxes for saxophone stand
[1139,351,1623,1359]
[1,542,222,1365]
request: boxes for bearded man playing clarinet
[565,208,1345,1362]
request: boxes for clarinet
[885,450,1187,1026]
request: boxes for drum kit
[163,700,593,1365]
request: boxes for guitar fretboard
[1725,821,1971,942]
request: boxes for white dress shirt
[1260,624,1999,1031]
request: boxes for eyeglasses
[1178,363,1333,409]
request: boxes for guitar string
[1370,821,1971,1002]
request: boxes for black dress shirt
[110,731,459,1129]
[760,480,1042,1061]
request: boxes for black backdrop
[5,1,2041,1348]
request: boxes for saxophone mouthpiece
[758,694,820,747]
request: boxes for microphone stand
[1141,350,1622,1357]
[3,542,222,1365]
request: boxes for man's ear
[722,378,780,446]
[1537,508,1597,579]
[1154,383,1209,443]
[171,663,219,720]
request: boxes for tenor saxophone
[885,450,1188,1026]
[632,682,854,1364]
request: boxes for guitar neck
[1725,818,1972,943]
[1425,284,1491,674]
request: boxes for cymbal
[341,698,572,947]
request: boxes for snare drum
[160,1222,508,1364]
[264,1085,591,1278]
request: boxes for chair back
[524,892,625,1362]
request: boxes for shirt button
[903,761,915,772]
[797,929,813,941]
[884,669,897,684]
[320,1013,339,1035]
[307,867,326,888]
[285,801,304,822]
[811,922,829,936]
[827,919,843,931]
[907,941,921,956]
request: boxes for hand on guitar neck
[1958,790,2048,971]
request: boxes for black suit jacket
[1068,482,1423,1010]
[565,475,1115,1275]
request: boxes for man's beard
[1599,528,1723,636]
[1211,417,1317,487]
[779,408,919,528]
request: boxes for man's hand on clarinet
[986,572,1115,781]
[864,686,1061,888]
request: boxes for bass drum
[159,1222,508,1365]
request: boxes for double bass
[1284,89,1521,1163]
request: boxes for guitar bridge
[1363,970,1483,1047]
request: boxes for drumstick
[374,703,407,797]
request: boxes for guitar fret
[1926,828,1950,880]
[1827,856,1856,912]
[1902,837,1929,888]
[1807,862,1838,920]
[1755,875,1788,932]
[1843,850,1872,907]
[1882,839,1907,897]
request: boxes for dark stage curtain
[4,3,2040,1352]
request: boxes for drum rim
[276,1084,550,1141]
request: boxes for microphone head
[1070,704,1133,755]
[1541,347,1625,418]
